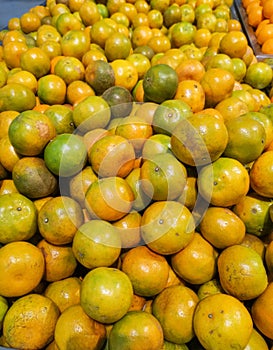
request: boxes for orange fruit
[214,96,249,123]
[231,57,247,82]
[85,176,135,221]
[89,134,136,178]
[197,278,224,300]
[262,38,273,54]
[20,47,51,79]
[152,99,192,136]
[115,116,153,154]
[204,53,233,73]
[218,244,268,300]
[171,113,228,166]
[142,133,171,160]
[244,328,269,350]
[105,32,132,61]
[247,5,263,27]
[60,29,90,60]
[126,52,151,80]
[240,233,266,259]
[0,83,36,112]
[109,310,164,350]
[143,64,179,103]
[36,24,61,47]
[85,60,115,95]
[80,266,133,324]
[177,175,198,212]
[170,21,196,47]
[171,232,218,285]
[12,156,58,199]
[0,179,19,196]
[102,85,134,119]
[83,128,110,152]
[147,9,164,28]
[7,69,38,93]
[110,59,139,91]
[197,157,250,207]
[257,23,273,45]
[3,294,59,350]
[141,200,195,255]
[0,110,19,139]
[44,104,75,135]
[0,134,22,172]
[223,114,266,164]
[193,293,253,350]
[263,0,273,19]
[37,74,67,105]
[54,56,85,85]
[38,196,84,245]
[37,239,77,282]
[140,153,187,201]
[3,41,28,69]
[249,150,273,198]
[163,4,183,27]
[110,11,130,27]
[152,285,199,344]
[78,0,101,26]
[8,109,56,156]
[113,211,142,248]
[174,79,205,113]
[200,206,245,249]
[231,89,258,113]
[72,219,121,269]
[233,193,273,237]
[44,133,87,177]
[125,167,151,211]
[20,11,41,34]
[44,277,81,313]
[200,68,235,107]
[175,58,205,82]
[0,192,37,244]
[82,48,107,67]
[244,62,273,90]
[55,12,82,36]
[66,80,95,106]
[0,241,45,297]
[72,95,111,133]
[54,304,106,350]
[69,165,98,207]
[251,281,273,340]
[121,245,169,297]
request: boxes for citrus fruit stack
[242,0,273,54]
[1,0,273,349]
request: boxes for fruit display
[236,0,273,57]
[1,0,273,349]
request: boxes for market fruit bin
[234,0,273,61]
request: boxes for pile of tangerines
[242,0,273,54]
[1,0,273,349]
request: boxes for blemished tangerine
[3,294,60,350]
[152,285,199,344]
[217,244,268,300]
[193,293,253,350]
